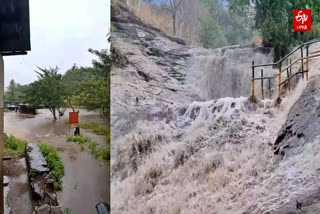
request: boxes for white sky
[4,0,110,87]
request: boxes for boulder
[36,204,50,214]
[273,75,320,156]
[26,144,49,175]
[31,182,44,200]
[50,205,63,214]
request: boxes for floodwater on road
[4,158,32,214]
[4,109,109,214]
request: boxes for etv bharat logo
[293,9,311,31]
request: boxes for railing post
[301,46,304,79]
[268,78,271,99]
[290,58,292,76]
[306,44,309,80]
[252,61,256,102]
[287,68,290,90]
[278,61,281,100]
[261,69,264,100]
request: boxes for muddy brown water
[4,158,32,214]
[4,109,110,214]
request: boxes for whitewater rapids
[111,2,320,213]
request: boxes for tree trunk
[173,13,176,35]
[49,107,57,120]
[68,98,75,112]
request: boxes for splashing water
[111,43,320,213]
[186,46,276,100]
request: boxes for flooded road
[4,158,32,214]
[4,109,109,214]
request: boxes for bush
[67,135,89,144]
[39,143,64,189]
[4,136,26,157]
[79,121,109,140]
[67,135,110,161]
[100,148,110,160]
[92,126,109,136]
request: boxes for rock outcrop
[274,75,320,156]
[111,0,201,141]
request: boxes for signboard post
[0,0,31,213]
[69,112,79,124]
[69,112,79,135]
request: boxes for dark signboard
[0,0,31,55]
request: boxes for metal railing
[251,39,320,102]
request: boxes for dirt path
[4,109,109,214]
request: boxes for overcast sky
[4,0,110,87]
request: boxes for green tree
[62,64,95,112]
[24,67,66,120]
[229,0,320,61]
[5,79,17,103]
[61,48,110,117]
[71,49,110,116]
[88,48,111,77]
[76,78,109,116]
[200,0,252,48]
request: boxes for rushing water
[112,42,320,213]
[186,46,276,100]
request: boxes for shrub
[4,136,26,157]
[39,143,65,190]
[100,148,110,160]
[67,135,110,161]
[78,121,110,143]
[67,135,89,144]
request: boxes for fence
[251,39,320,102]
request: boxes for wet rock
[296,200,303,210]
[35,204,50,214]
[50,205,63,214]
[44,174,55,185]
[256,125,265,131]
[190,106,201,120]
[31,182,44,200]
[241,118,248,126]
[26,144,49,175]
[3,176,9,186]
[274,75,320,155]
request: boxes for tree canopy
[24,67,66,120]
[229,0,320,60]
[5,47,110,120]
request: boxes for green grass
[4,135,26,157]
[67,135,89,144]
[39,143,64,190]
[79,121,109,136]
[67,135,110,161]
[64,208,72,214]
[4,108,11,112]
[79,121,110,145]
[100,148,110,160]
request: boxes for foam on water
[111,44,320,214]
[186,47,277,100]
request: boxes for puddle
[4,186,11,214]
[4,158,32,214]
